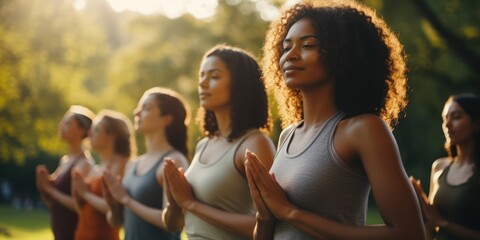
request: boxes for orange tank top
[74,176,120,240]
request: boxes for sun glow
[100,0,283,21]
[104,0,218,19]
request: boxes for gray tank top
[184,130,260,240]
[122,151,180,240]
[271,112,371,239]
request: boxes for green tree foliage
[364,0,480,181]
[0,0,478,196]
[0,0,111,163]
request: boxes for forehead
[284,18,316,40]
[140,94,157,106]
[93,117,107,127]
[442,101,464,117]
[62,113,77,123]
[200,56,228,72]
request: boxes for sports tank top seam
[132,149,175,177]
[195,129,261,171]
[439,163,479,187]
[275,123,302,158]
[282,111,342,158]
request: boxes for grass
[0,205,52,240]
[0,204,383,240]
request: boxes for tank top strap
[133,149,177,175]
[153,149,176,169]
[232,129,262,153]
[438,162,453,185]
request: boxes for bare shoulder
[59,155,69,165]
[341,114,388,133]
[243,131,274,145]
[238,131,275,168]
[167,151,189,169]
[432,157,450,173]
[338,114,391,145]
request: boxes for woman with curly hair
[411,94,480,240]
[163,44,276,239]
[245,1,426,239]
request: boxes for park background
[0,0,479,239]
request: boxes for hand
[36,165,52,193]
[245,149,296,221]
[245,155,274,222]
[163,164,180,209]
[409,176,429,204]
[101,173,117,208]
[72,170,88,198]
[163,159,195,210]
[410,177,448,229]
[102,170,130,205]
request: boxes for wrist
[256,212,274,222]
[281,206,299,222]
[122,196,131,206]
[183,199,197,212]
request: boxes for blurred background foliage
[0,0,479,203]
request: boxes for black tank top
[433,163,480,240]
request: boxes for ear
[162,115,173,127]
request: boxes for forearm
[83,192,109,214]
[439,220,480,240]
[253,218,276,240]
[44,186,76,211]
[284,208,423,240]
[163,203,184,232]
[185,200,255,238]
[124,198,165,228]
[38,190,52,209]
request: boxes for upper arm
[346,115,422,228]
[75,159,94,178]
[428,158,449,202]
[237,132,276,173]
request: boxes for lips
[199,92,211,99]
[283,65,304,74]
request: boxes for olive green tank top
[184,130,260,240]
[433,163,480,240]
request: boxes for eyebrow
[200,68,222,75]
[283,35,318,43]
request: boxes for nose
[284,46,300,62]
[132,107,140,116]
[199,76,208,89]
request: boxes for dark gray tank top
[433,163,480,240]
[122,151,180,240]
[271,112,371,239]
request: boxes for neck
[300,83,338,128]
[455,140,476,164]
[214,108,232,138]
[68,141,84,157]
[144,130,173,156]
[98,147,116,165]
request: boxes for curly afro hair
[262,0,408,128]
